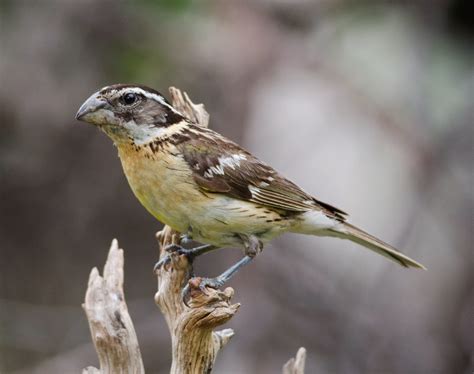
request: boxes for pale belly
[117,146,290,247]
[185,194,291,247]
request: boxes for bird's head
[76,84,185,144]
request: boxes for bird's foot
[153,243,216,273]
[181,255,254,307]
[182,276,226,307]
[153,244,195,272]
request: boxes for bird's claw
[153,244,195,273]
[182,276,225,307]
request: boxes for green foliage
[111,46,169,83]
[139,0,194,13]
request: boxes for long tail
[333,223,426,269]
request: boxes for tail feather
[333,223,426,269]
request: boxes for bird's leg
[153,243,218,272]
[182,235,263,305]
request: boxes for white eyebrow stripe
[104,86,183,114]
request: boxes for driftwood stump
[81,239,306,373]
[82,240,144,374]
[283,347,307,374]
[155,227,238,373]
[81,87,307,373]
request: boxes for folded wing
[177,126,347,220]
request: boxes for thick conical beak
[75,93,107,121]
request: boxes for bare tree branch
[155,227,239,373]
[82,239,144,374]
[282,347,306,374]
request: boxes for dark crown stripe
[100,84,170,103]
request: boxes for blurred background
[1,0,473,373]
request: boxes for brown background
[1,1,473,373]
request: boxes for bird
[76,84,425,295]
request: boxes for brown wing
[176,125,347,220]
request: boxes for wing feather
[177,125,347,219]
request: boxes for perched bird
[76,84,425,293]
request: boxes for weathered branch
[282,347,306,374]
[153,88,239,374]
[82,239,144,374]
[155,227,238,373]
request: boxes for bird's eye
[122,92,137,105]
